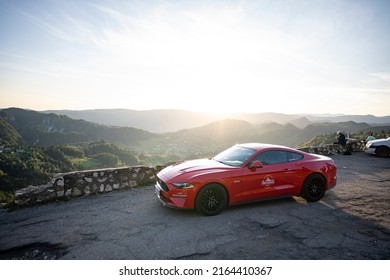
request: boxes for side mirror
[249,160,263,169]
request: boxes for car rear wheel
[195,184,227,216]
[375,146,390,157]
[301,174,326,202]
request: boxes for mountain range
[2,108,389,160]
[2,107,388,195]
[0,108,153,148]
[44,109,390,133]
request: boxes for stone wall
[298,140,365,156]
[14,165,164,207]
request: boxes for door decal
[261,175,275,187]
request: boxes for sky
[0,0,390,116]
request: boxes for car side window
[251,150,288,165]
[288,152,304,162]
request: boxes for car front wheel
[195,184,227,216]
[301,174,326,202]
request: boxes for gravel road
[0,152,389,260]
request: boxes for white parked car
[364,137,390,157]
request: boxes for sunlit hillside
[1,107,390,203]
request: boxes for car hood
[158,158,235,181]
[367,138,390,145]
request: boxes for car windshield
[213,146,256,167]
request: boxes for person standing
[365,133,376,143]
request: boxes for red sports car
[155,143,337,215]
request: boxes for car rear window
[288,152,304,162]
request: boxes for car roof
[237,143,291,151]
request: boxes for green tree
[60,145,84,157]
[94,153,120,167]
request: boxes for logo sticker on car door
[261,175,275,187]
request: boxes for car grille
[157,178,169,192]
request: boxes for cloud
[1,0,389,115]
[17,9,76,42]
[0,51,61,77]
[360,72,390,90]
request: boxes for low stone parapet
[299,140,365,156]
[14,165,164,207]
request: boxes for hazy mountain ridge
[44,109,223,133]
[1,108,388,157]
[162,120,372,153]
[44,109,390,133]
[0,108,154,148]
[2,108,389,195]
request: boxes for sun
[95,2,317,116]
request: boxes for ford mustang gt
[155,143,337,215]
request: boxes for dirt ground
[0,152,389,260]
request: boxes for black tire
[195,184,227,216]
[375,146,390,157]
[301,174,326,202]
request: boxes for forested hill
[1,108,387,152]
[1,108,389,197]
[0,118,21,146]
[0,108,153,148]
[152,119,376,158]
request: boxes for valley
[1,107,389,199]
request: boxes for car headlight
[172,182,195,189]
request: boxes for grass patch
[0,191,14,208]
[70,157,101,170]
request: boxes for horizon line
[2,106,390,118]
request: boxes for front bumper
[154,180,194,209]
[154,182,177,208]
[363,147,376,155]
